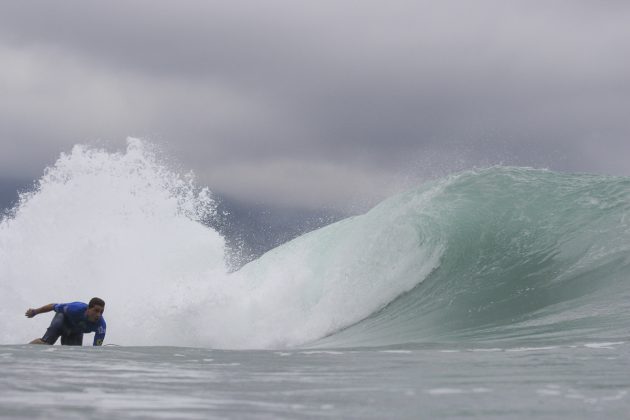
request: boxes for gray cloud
[1,1,630,210]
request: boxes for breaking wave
[2,139,629,349]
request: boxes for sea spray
[0,139,227,346]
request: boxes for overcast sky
[1,1,629,211]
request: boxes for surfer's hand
[25,309,36,318]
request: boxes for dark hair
[89,297,105,308]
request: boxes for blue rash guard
[53,302,106,346]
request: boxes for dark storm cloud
[1,1,630,210]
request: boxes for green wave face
[311,167,630,348]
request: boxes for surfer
[25,297,106,346]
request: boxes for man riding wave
[26,297,106,346]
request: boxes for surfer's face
[86,305,104,322]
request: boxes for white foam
[536,389,562,396]
[0,139,226,347]
[468,348,503,352]
[601,390,628,401]
[584,342,624,350]
[506,346,558,352]
[426,387,492,396]
[426,388,465,395]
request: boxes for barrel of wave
[313,167,630,348]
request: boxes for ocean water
[1,139,630,418]
[1,342,628,419]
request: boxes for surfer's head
[86,297,105,322]
[89,297,105,309]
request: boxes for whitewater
[1,139,629,418]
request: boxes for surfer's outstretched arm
[25,304,55,318]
